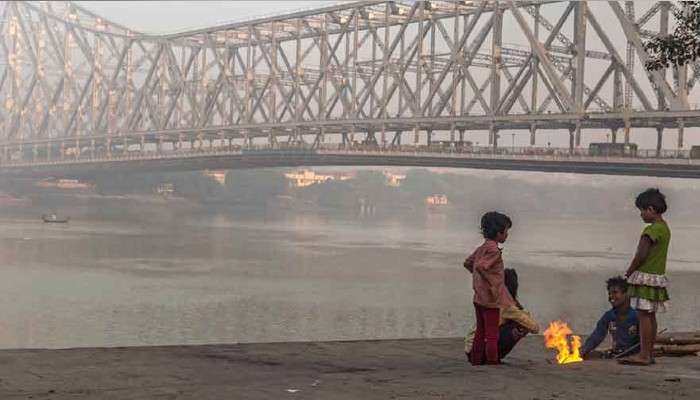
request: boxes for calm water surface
[0,204,698,349]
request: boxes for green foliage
[223,169,288,203]
[645,2,700,71]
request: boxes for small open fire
[544,320,583,364]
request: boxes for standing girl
[620,188,670,366]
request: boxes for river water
[0,189,699,349]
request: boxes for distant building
[0,193,29,206]
[383,170,406,187]
[284,169,352,188]
[156,183,175,196]
[203,170,227,185]
[36,178,92,190]
[425,194,449,206]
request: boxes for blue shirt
[581,308,639,356]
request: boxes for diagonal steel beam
[584,61,615,110]
[127,44,163,130]
[508,1,574,112]
[421,2,486,116]
[586,9,654,111]
[608,1,685,110]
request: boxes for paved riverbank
[0,336,698,399]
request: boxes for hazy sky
[80,1,341,34]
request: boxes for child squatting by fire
[580,276,640,359]
[464,268,539,363]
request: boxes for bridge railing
[0,142,697,168]
[316,144,693,159]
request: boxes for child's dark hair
[504,268,518,300]
[635,188,667,214]
[480,211,512,240]
[606,275,628,292]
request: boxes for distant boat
[42,214,70,223]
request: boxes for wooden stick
[654,344,700,355]
[655,337,700,345]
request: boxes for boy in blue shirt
[581,276,640,359]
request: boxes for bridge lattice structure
[1,0,700,170]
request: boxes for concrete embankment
[0,337,698,399]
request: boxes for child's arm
[501,306,539,334]
[473,247,505,299]
[473,247,500,281]
[580,313,611,357]
[463,252,476,273]
[625,235,653,277]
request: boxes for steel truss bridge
[2,0,700,178]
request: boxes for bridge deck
[3,146,700,179]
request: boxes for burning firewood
[544,321,582,364]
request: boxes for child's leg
[498,322,528,360]
[471,303,486,366]
[625,310,653,364]
[651,313,658,360]
[482,307,501,364]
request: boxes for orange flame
[543,320,583,364]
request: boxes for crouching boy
[581,276,640,359]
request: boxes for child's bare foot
[617,355,652,366]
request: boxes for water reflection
[0,206,697,349]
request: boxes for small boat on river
[42,214,70,223]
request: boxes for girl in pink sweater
[464,212,516,365]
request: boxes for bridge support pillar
[90,139,95,158]
[678,119,685,148]
[575,122,582,147]
[611,128,618,143]
[459,129,464,144]
[413,127,419,144]
[489,125,498,148]
[656,127,664,157]
[529,125,536,146]
[624,120,630,144]
[60,142,65,160]
[392,131,402,146]
[568,128,575,153]
[427,129,433,146]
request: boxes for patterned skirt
[627,271,669,313]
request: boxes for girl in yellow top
[620,188,670,366]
